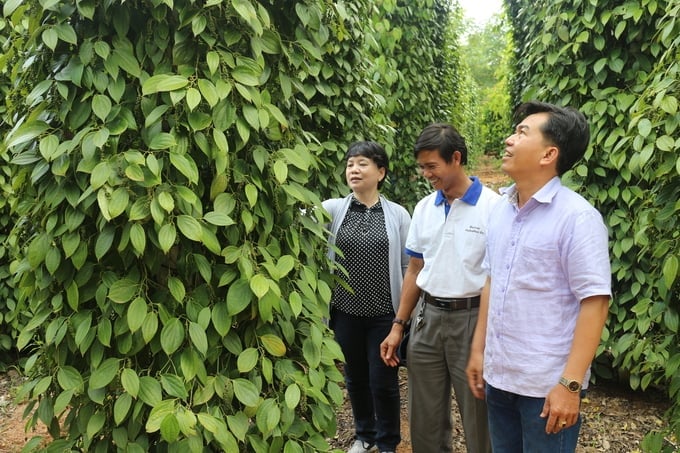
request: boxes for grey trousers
[407,300,492,453]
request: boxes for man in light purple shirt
[466,101,611,452]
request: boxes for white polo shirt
[406,177,500,298]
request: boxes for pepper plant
[1,0,380,450]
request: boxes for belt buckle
[433,298,453,310]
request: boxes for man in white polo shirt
[380,123,499,453]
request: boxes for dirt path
[0,370,49,452]
[473,154,510,191]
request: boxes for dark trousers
[331,309,401,451]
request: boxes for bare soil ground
[474,153,511,191]
[0,369,49,452]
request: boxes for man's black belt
[423,292,481,311]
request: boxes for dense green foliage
[446,6,481,164]
[507,0,680,449]
[0,0,460,450]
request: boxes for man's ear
[542,146,559,164]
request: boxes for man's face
[416,149,458,193]
[502,112,554,178]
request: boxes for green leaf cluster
[0,140,17,370]
[506,0,680,448]
[0,0,466,451]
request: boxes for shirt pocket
[513,244,562,292]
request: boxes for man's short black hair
[514,101,590,176]
[414,123,468,165]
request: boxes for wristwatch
[559,376,582,393]
[392,317,407,327]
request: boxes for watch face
[560,377,581,392]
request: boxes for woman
[323,141,411,453]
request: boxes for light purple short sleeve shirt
[483,177,611,397]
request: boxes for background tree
[461,13,512,157]
[506,0,680,449]
[445,4,481,161]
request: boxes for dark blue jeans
[485,384,582,453]
[331,309,400,451]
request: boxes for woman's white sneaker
[347,439,378,453]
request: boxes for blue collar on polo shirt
[434,176,483,217]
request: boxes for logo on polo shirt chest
[465,225,484,235]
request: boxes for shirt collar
[350,195,382,209]
[434,176,483,206]
[500,176,561,207]
[533,176,561,203]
